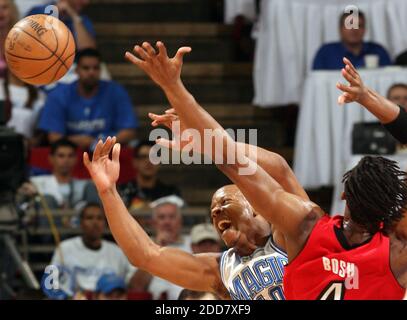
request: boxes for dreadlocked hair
[342,156,407,234]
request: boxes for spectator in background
[0,0,18,79]
[119,141,181,211]
[387,83,407,111]
[131,195,190,300]
[18,138,99,210]
[190,223,222,254]
[1,71,46,145]
[38,49,138,150]
[26,0,96,50]
[94,274,127,300]
[313,11,391,70]
[49,203,137,297]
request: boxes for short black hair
[387,83,407,99]
[50,138,77,155]
[340,10,366,28]
[76,48,102,65]
[134,140,155,158]
[342,156,407,233]
[79,202,103,221]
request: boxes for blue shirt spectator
[313,42,392,70]
[26,1,96,50]
[312,10,392,70]
[38,49,138,150]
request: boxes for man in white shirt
[49,203,136,296]
[131,195,191,300]
[20,138,99,210]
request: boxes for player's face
[210,185,255,249]
[388,87,407,110]
[49,146,77,176]
[152,204,182,242]
[68,0,90,13]
[134,146,159,178]
[0,0,12,29]
[340,17,366,46]
[80,206,106,241]
[77,56,101,89]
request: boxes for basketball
[4,14,76,85]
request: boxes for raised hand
[149,108,202,153]
[125,42,191,90]
[83,136,120,194]
[336,57,368,105]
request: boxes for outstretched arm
[126,42,322,259]
[337,58,407,143]
[83,137,226,296]
[149,109,309,200]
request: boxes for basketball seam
[13,24,69,70]
[50,27,73,82]
[6,51,55,61]
[51,48,75,83]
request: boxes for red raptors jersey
[284,215,405,300]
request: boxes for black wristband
[383,105,407,144]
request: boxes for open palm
[83,137,121,194]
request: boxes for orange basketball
[4,14,76,85]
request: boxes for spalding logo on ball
[5,14,76,86]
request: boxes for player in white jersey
[84,137,307,300]
[220,229,287,300]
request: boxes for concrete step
[85,0,223,23]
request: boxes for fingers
[92,140,103,161]
[343,57,358,75]
[341,68,358,86]
[156,41,168,60]
[100,136,112,156]
[336,82,359,94]
[142,42,156,56]
[125,52,145,69]
[133,45,150,61]
[165,108,176,115]
[112,143,121,164]
[175,46,192,62]
[83,152,91,169]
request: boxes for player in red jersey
[123,41,407,299]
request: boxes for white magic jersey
[220,237,288,300]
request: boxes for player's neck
[343,41,363,56]
[78,83,99,98]
[54,172,72,184]
[342,219,372,244]
[137,174,157,189]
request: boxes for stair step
[108,62,252,79]
[86,1,223,23]
[95,23,232,37]
[124,81,253,105]
[98,38,236,63]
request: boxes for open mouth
[218,219,232,233]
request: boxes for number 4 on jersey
[318,281,345,300]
